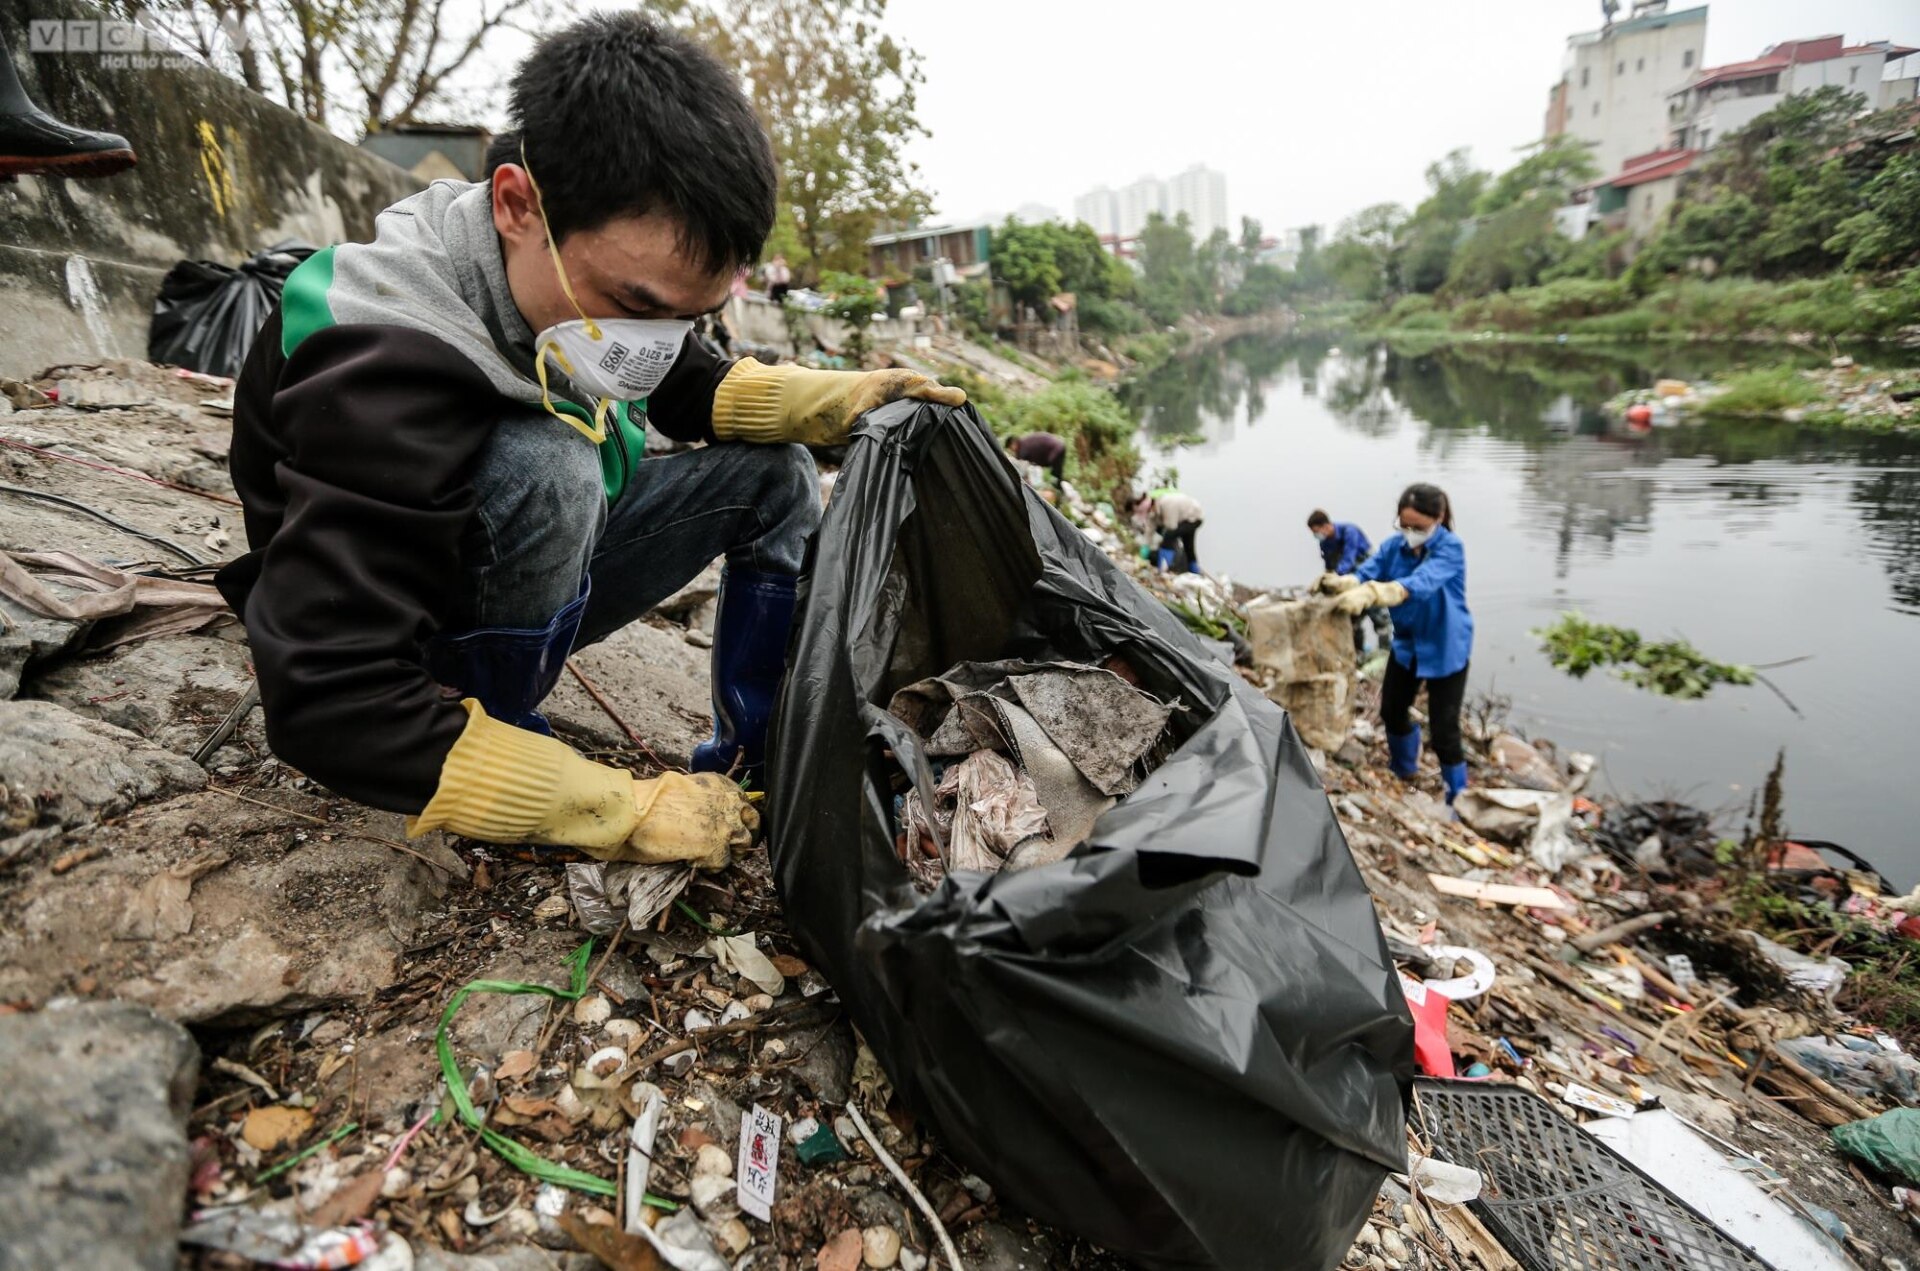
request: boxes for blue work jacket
[1319,521,1372,574]
[1357,524,1473,679]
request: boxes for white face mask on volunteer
[1402,526,1433,549]
[522,146,691,443]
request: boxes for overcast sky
[879,0,1920,235]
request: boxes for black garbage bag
[768,400,1412,1271]
[148,241,317,378]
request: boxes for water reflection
[1126,336,1920,601]
[1126,334,1920,881]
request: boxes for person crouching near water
[1317,483,1473,804]
[1133,487,1204,573]
[1307,508,1391,661]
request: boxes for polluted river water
[1127,335,1920,887]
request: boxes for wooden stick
[1769,1042,1878,1122]
[1571,911,1671,955]
[565,659,679,773]
[201,785,463,877]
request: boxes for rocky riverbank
[2,354,1917,1270]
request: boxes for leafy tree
[1826,152,1920,270]
[1399,150,1489,294]
[817,270,884,360]
[1321,202,1404,301]
[1222,262,1290,315]
[1443,198,1567,298]
[653,0,932,276]
[1238,216,1264,260]
[1476,135,1598,216]
[1137,213,1202,325]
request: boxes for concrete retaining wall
[0,0,419,375]
[724,292,930,359]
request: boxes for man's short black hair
[508,12,777,273]
[1306,509,1331,528]
[484,129,521,177]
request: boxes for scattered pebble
[693,1143,733,1178]
[572,995,611,1027]
[862,1225,902,1268]
[1380,1228,1409,1262]
[744,993,775,1012]
[817,1227,863,1271]
[531,894,570,922]
[718,1217,752,1255]
[689,1171,736,1216]
[898,1250,928,1271]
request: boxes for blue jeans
[450,410,820,643]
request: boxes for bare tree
[111,0,545,138]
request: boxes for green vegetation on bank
[940,215,1290,342]
[1284,88,1920,345]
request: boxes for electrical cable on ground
[0,482,205,564]
[846,1102,966,1271]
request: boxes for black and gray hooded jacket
[217,179,732,812]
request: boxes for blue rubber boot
[1386,726,1422,779]
[690,567,800,780]
[1186,560,1202,575]
[423,583,589,735]
[1442,762,1469,805]
[1153,547,1175,571]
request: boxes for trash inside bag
[767,400,1412,1271]
[148,241,317,378]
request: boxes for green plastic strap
[257,1121,358,1183]
[435,941,619,1197]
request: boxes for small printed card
[737,1103,782,1222]
[1562,1082,1637,1119]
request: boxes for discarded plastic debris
[706,933,786,997]
[1779,1035,1920,1105]
[1419,945,1496,1000]
[1833,1107,1920,1186]
[1408,1155,1482,1205]
[625,1085,665,1233]
[1744,929,1851,1003]
[794,1120,848,1166]
[180,1206,383,1268]
[434,941,619,1196]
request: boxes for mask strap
[519,141,600,340]
[533,344,608,445]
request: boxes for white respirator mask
[522,145,690,443]
[1402,526,1433,549]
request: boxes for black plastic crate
[1414,1079,1775,1271]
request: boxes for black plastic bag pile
[148,241,316,378]
[767,401,1412,1271]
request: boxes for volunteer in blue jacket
[1308,508,1391,658]
[1319,483,1474,803]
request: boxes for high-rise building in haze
[1073,186,1118,238]
[1166,164,1230,239]
[1075,166,1228,240]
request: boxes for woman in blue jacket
[1320,483,1474,803]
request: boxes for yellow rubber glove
[1317,571,1360,594]
[711,357,967,446]
[1335,580,1409,615]
[409,700,756,869]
